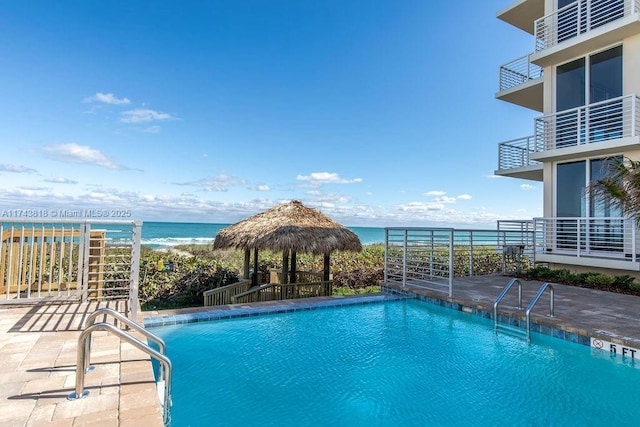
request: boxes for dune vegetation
[140,244,385,310]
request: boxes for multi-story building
[495,0,640,274]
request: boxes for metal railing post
[468,231,474,277]
[633,95,637,137]
[81,223,91,303]
[448,230,454,297]
[129,220,142,320]
[384,229,389,283]
[632,217,638,262]
[402,229,408,287]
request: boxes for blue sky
[0,0,541,227]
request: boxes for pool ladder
[67,308,172,425]
[494,279,555,342]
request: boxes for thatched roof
[213,200,362,254]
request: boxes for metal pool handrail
[68,322,172,425]
[493,278,523,329]
[526,282,555,342]
[83,307,167,378]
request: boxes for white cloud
[250,185,271,192]
[84,92,131,105]
[434,196,457,204]
[0,164,37,174]
[0,183,516,228]
[425,190,446,197]
[174,175,246,192]
[41,143,127,170]
[296,172,362,186]
[398,201,446,212]
[306,190,321,196]
[309,193,350,204]
[457,194,472,200]
[121,108,175,123]
[521,184,536,190]
[44,177,78,184]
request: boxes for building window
[554,46,622,147]
[556,157,624,252]
[557,0,625,43]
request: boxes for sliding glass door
[554,46,622,149]
[556,157,623,252]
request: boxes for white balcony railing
[535,0,636,52]
[499,55,543,92]
[534,217,640,261]
[534,94,640,151]
[497,136,543,170]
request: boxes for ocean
[141,221,385,248]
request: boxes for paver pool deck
[2,275,640,426]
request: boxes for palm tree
[591,157,640,222]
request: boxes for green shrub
[333,285,381,296]
[139,244,386,310]
[523,265,638,294]
[526,266,553,280]
[613,275,636,290]
[584,274,616,287]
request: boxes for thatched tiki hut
[213,200,362,287]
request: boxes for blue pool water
[149,300,640,426]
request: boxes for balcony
[534,217,640,270]
[496,54,544,112]
[497,0,544,34]
[495,136,543,181]
[532,0,640,67]
[532,94,640,161]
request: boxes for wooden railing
[268,269,326,284]
[203,279,252,306]
[231,281,333,304]
[0,220,143,320]
[0,227,105,298]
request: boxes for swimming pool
[149,299,640,425]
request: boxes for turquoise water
[141,221,385,247]
[150,300,640,426]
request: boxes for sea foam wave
[141,237,215,247]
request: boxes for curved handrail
[493,278,523,329]
[83,307,166,379]
[68,322,172,425]
[526,282,555,342]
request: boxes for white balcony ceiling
[497,0,544,34]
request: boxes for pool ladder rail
[67,308,172,425]
[494,279,555,342]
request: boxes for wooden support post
[323,253,330,282]
[0,238,6,294]
[87,231,106,300]
[10,240,20,293]
[243,248,250,279]
[252,248,259,286]
[281,250,289,285]
[290,251,297,284]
